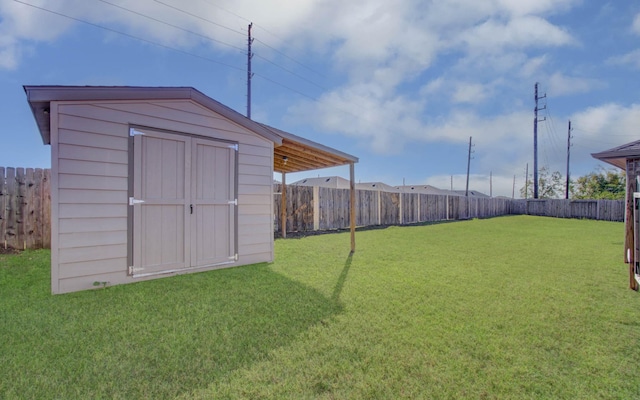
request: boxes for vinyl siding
[52,99,274,293]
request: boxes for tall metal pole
[246,23,254,119]
[465,136,472,197]
[565,120,572,199]
[512,175,515,199]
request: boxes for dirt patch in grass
[0,247,22,255]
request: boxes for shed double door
[130,128,236,276]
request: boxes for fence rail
[0,167,626,249]
[1,167,51,250]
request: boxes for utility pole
[490,171,493,197]
[565,120,573,199]
[465,136,473,197]
[246,23,254,119]
[525,163,529,199]
[450,175,453,191]
[512,174,516,199]
[533,82,546,199]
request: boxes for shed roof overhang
[591,139,640,170]
[262,124,358,173]
[23,85,358,174]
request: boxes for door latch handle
[190,204,193,214]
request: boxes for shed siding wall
[52,99,273,293]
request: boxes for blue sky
[2,0,640,197]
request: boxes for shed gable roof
[24,85,282,145]
[591,139,640,169]
[24,85,358,173]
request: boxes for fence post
[399,192,403,224]
[377,190,381,225]
[313,186,319,231]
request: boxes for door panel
[191,138,236,267]
[133,130,190,275]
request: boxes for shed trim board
[24,85,358,294]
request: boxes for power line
[95,0,246,53]
[176,0,327,78]
[13,0,363,124]
[254,38,327,78]
[253,53,327,90]
[99,0,326,91]
[153,0,245,36]
[13,0,246,72]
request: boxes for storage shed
[592,140,640,291]
[25,86,358,294]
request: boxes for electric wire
[13,0,246,72]
[95,0,246,53]
[13,0,366,124]
[152,0,245,36]
[178,0,328,78]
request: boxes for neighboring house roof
[291,176,351,189]
[23,85,358,174]
[591,139,640,170]
[356,182,400,192]
[395,185,451,195]
[451,190,490,198]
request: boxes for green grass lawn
[1,216,639,399]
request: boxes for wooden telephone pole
[533,82,546,198]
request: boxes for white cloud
[607,49,640,69]
[519,55,547,77]
[570,103,640,138]
[458,15,575,55]
[547,72,605,96]
[632,13,640,35]
[451,82,493,104]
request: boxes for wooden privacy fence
[275,187,520,234]
[1,169,626,248]
[511,199,625,221]
[274,186,625,234]
[0,167,51,250]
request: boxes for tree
[572,168,625,200]
[520,167,564,199]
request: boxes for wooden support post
[350,163,356,253]
[281,172,287,239]
[625,160,638,290]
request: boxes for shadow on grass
[331,252,353,302]
[0,258,341,399]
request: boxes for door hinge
[228,199,237,206]
[129,266,145,274]
[228,254,238,261]
[129,197,145,206]
[129,128,145,136]
[228,143,239,151]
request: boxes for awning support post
[281,172,287,239]
[350,162,356,253]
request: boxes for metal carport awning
[260,124,359,252]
